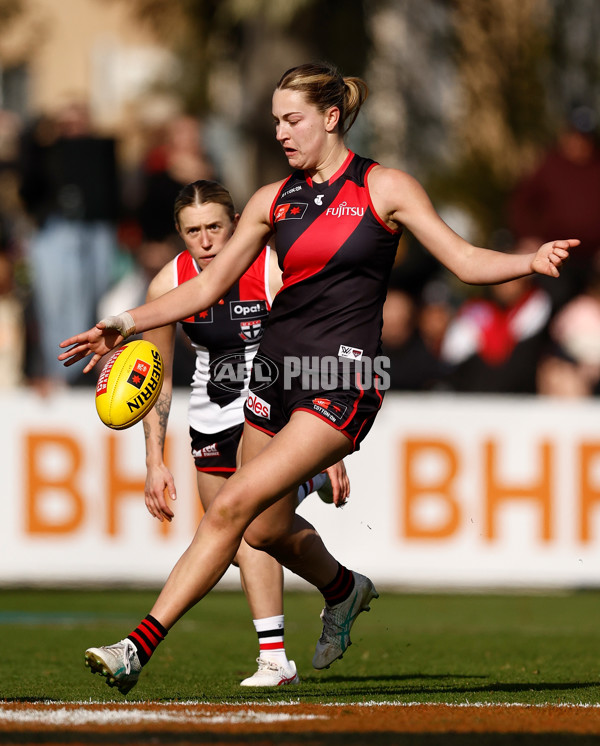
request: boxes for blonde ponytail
[342,77,369,134]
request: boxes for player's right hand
[58,322,124,373]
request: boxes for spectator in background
[418,279,456,376]
[136,115,216,244]
[537,255,600,397]
[441,236,553,394]
[0,109,24,257]
[0,109,40,388]
[536,348,594,398]
[508,105,600,309]
[98,237,180,321]
[18,100,121,388]
[0,252,24,387]
[381,280,452,391]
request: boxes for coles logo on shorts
[312,398,347,424]
[246,391,271,420]
[338,344,363,361]
[127,359,151,389]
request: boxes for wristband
[99,311,137,339]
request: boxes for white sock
[296,472,328,504]
[253,614,289,665]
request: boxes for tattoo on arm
[143,391,172,452]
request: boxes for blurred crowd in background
[0,97,599,398]
[382,103,600,398]
[0,99,208,392]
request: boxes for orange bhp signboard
[2,390,600,588]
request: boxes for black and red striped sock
[319,563,355,607]
[127,614,167,666]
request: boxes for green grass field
[2,587,600,704]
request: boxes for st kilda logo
[239,318,263,342]
[230,300,268,343]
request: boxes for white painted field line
[2,700,600,708]
[0,706,324,727]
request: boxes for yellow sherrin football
[95,340,164,430]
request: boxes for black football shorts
[189,422,244,473]
[243,354,384,452]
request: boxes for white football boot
[312,572,379,670]
[85,638,142,694]
[240,658,300,687]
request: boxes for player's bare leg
[196,470,298,686]
[239,416,378,670]
[85,413,374,693]
[148,412,352,628]
[196,470,284,617]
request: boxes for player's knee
[210,486,252,531]
[243,524,282,552]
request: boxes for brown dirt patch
[2,701,600,744]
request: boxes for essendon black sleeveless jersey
[261,152,400,365]
[174,247,272,433]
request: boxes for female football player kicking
[124,179,348,689]
[60,62,576,696]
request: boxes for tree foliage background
[116,0,600,242]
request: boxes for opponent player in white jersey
[141,180,349,687]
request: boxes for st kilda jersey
[174,247,273,433]
[261,151,401,369]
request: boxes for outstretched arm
[369,166,578,285]
[58,183,278,372]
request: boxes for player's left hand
[326,460,350,507]
[531,238,579,277]
[145,462,177,522]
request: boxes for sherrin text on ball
[95,340,164,429]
